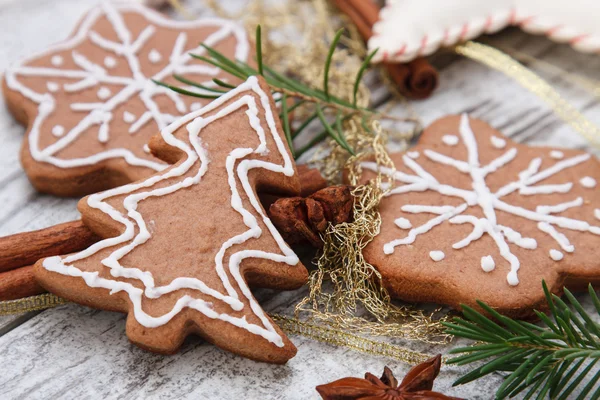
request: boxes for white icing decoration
[550,249,564,261]
[5,2,249,171]
[143,144,151,153]
[580,176,597,188]
[394,217,412,229]
[97,86,112,100]
[430,250,445,261]
[481,255,495,272]
[104,56,117,68]
[42,77,297,346]
[442,134,459,146]
[123,111,136,123]
[595,209,600,220]
[51,55,63,66]
[550,150,564,159]
[46,82,59,92]
[491,136,506,149]
[363,114,599,286]
[52,125,65,137]
[190,102,203,111]
[407,151,419,159]
[148,48,162,63]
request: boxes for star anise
[268,185,353,247]
[316,355,463,400]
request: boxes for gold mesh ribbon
[456,41,600,149]
[271,314,439,364]
[0,293,67,316]
[0,294,438,364]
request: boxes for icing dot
[143,144,151,154]
[190,102,203,111]
[550,249,564,261]
[550,150,564,159]
[394,217,412,229]
[148,49,162,63]
[51,55,63,66]
[429,251,445,262]
[481,255,495,272]
[490,136,506,149]
[580,176,597,188]
[407,151,420,159]
[507,272,519,286]
[123,111,136,123]
[104,56,117,68]
[442,135,459,146]
[51,125,65,137]
[46,82,59,92]
[97,87,112,100]
[595,209,600,220]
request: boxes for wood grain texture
[0,0,600,399]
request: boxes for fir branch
[445,281,600,399]
[157,25,407,158]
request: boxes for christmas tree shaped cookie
[362,114,600,317]
[34,76,307,363]
[3,1,251,196]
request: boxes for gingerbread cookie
[34,76,308,363]
[361,114,600,317]
[3,1,251,197]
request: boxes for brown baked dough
[361,114,600,318]
[3,2,252,197]
[34,77,307,363]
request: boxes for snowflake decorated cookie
[361,114,600,317]
[3,1,250,196]
[34,76,308,363]
[370,0,600,63]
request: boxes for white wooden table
[1,1,599,399]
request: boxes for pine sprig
[154,25,393,159]
[445,281,600,399]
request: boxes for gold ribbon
[456,41,600,149]
[0,294,438,364]
[0,293,67,315]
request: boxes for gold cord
[0,293,439,364]
[455,41,600,149]
[0,293,67,316]
[488,42,600,99]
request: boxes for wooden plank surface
[1,1,599,399]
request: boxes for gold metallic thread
[0,293,67,316]
[203,0,446,343]
[455,41,600,149]
[0,293,439,364]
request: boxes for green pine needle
[353,49,378,107]
[324,29,344,101]
[256,25,264,76]
[212,78,236,89]
[152,79,219,99]
[280,93,294,158]
[156,26,388,159]
[447,281,600,399]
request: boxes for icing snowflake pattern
[363,114,600,286]
[5,1,249,171]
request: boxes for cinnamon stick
[0,220,99,274]
[0,265,45,301]
[384,59,439,100]
[330,0,439,99]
